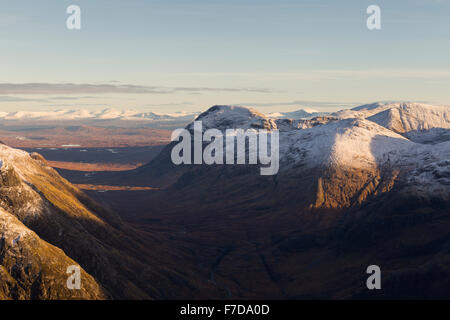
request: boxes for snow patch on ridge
[366,103,450,133]
[182,103,449,200]
[279,118,413,169]
[267,109,329,119]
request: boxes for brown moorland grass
[47,161,142,171]
[75,184,158,191]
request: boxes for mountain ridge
[104,102,449,205]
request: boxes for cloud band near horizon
[0,83,274,95]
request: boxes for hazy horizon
[0,100,446,116]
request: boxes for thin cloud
[0,83,168,95]
[49,96,100,101]
[172,87,276,93]
[0,95,48,103]
[0,83,274,95]
[144,102,194,107]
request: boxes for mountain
[0,108,198,122]
[267,108,330,119]
[354,103,449,133]
[0,143,219,299]
[333,102,450,130]
[92,103,450,299]
[333,102,450,144]
[332,102,393,119]
[190,105,277,131]
[112,104,449,202]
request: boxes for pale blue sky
[1,0,449,113]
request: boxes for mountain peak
[191,105,276,131]
[198,105,266,119]
[365,102,450,134]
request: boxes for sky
[1,0,450,113]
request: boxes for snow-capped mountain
[333,102,450,130]
[331,102,393,119]
[189,105,277,131]
[189,103,447,167]
[0,108,198,121]
[267,108,330,119]
[333,102,450,143]
[366,103,450,132]
[121,102,450,204]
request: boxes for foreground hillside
[0,144,218,299]
[0,207,106,299]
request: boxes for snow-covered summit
[183,104,448,170]
[334,101,449,123]
[279,118,413,170]
[331,102,450,142]
[190,105,277,131]
[332,102,392,119]
[179,104,449,200]
[366,103,450,133]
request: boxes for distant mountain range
[0,107,331,122]
[267,108,330,119]
[0,108,198,121]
